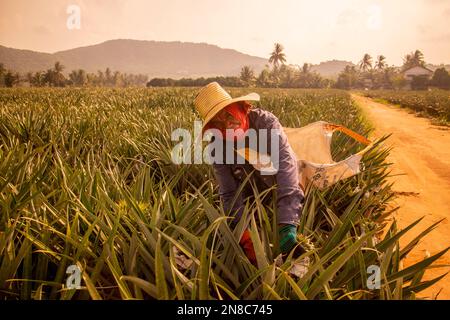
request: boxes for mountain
[0,46,55,73]
[0,39,268,78]
[3,40,446,79]
[310,60,355,79]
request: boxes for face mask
[204,102,249,141]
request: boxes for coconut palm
[269,43,287,69]
[48,61,66,87]
[105,68,113,86]
[69,69,87,86]
[3,71,19,87]
[403,50,426,70]
[301,63,311,74]
[31,71,45,87]
[413,50,425,65]
[375,55,387,70]
[54,61,64,74]
[359,54,373,72]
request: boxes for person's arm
[264,114,305,226]
[212,163,245,227]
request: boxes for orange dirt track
[352,94,450,299]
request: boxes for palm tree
[403,50,425,70]
[32,71,45,87]
[4,71,19,87]
[269,43,286,69]
[358,54,373,72]
[54,61,64,74]
[240,66,255,87]
[97,70,105,86]
[412,50,425,66]
[301,63,311,74]
[51,61,66,86]
[69,69,87,86]
[375,55,386,70]
[105,68,113,86]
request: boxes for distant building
[402,66,433,80]
[401,66,434,90]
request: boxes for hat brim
[202,92,260,130]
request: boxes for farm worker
[194,82,305,266]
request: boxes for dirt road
[352,94,450,299]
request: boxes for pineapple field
[361,89,450,126]
[0,87,446,300]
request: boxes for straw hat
[194,82,260,129]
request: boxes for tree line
[147,43,332,89]
[1,45,449,90]
[0,62,148,87]
[335,50,450,90]
[148,45,450,90]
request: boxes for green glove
[279,224,298,254]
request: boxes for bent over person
[194,82,305,265]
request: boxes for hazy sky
[1,0,449,65]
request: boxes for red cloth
[239,229,257,266]
[204,102,249,141]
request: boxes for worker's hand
[279,224,297,253]
[279,224,305,258]
[239,229,257,266]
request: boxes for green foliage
[410,75,429,91]
[3,71,19,88]
[147,67,331,89]
[335,66,362,90]
[430,68,450,90]
[359,54,373,72]
[402,50,426,71]
[269,43,287,69]
[362,89,450,124]
[240,66,255,87]
[0,87,446,300]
